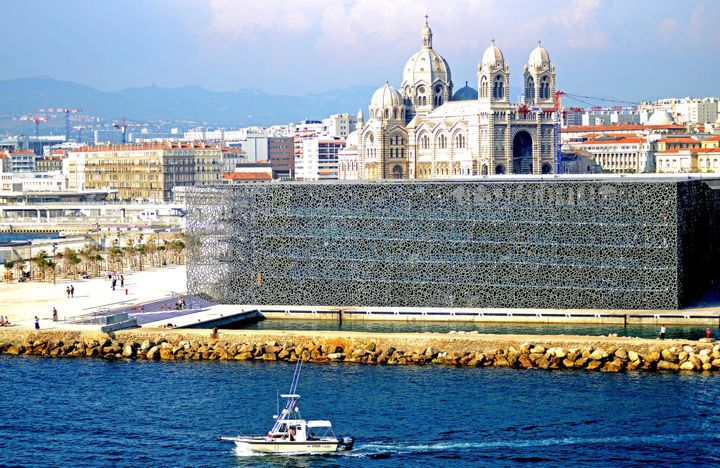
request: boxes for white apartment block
[640,97,720,125]
[579,136,651,173]
[295,137,345,180]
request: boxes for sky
[1,0,719,103]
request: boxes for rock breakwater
[0,329,719,373]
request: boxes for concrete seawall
[1,328,718,373]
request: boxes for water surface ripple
[0,357,718,466]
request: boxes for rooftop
[70,142,221,153]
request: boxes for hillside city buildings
[2,24,720,201]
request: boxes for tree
[14,260,25,282]
[31,251,49,282]
[3,260,14,283]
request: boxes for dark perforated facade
[186,178,720,310]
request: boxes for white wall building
[295,137,345,180]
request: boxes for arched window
[495,164,505,175]
[480,76,488,98]
[526,76,535,101]
[493,75,504,99]
[384,109,389,119]
[437,134,447,149]
[540,76,550,99]
[455,134,466,148]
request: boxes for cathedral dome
[402,49,451,88]
[401,20,452,90]
[646,110,675,126]
[370,82,403,109]
[528,42,550,68]
[345,130,359,148]
[452,81,478,101]
[481,40,505,68]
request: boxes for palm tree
[31,251,49,282]
[46,259,57,284]
[3,260,14,283]
[14,260,25,282]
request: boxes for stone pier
[1,328,718,373]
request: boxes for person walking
[706,328,712,340]
[659,325,666,340]
[34,316,40,330]
[70,285,74,298]
[111,278,116,291]
[52,307,58,322]
[120,275,124,288]
[66,286,71,298]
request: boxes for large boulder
[122,344,135,358]
[657,360,679,371]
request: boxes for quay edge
[1,328,719,373]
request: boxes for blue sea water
[241,319,717,340]
[0,356,719,467]
[0,233,59,243]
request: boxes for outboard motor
[340,436,355,451]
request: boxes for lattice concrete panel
[186,180,719,310]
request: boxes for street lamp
[52,242,57,285]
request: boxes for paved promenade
[0,265,186,330]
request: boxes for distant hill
[0,78,376,126]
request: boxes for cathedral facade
[339,20,558,179]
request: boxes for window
[493,75,504,99]
[455,134,466,148]
[525,77,535,100]
[480,76,488,98]
[437,134,448,149]
[540,76,550,99]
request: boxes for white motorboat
[220,360,355,454]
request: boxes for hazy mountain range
[0,78,376,127]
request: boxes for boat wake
[345,433,720,458]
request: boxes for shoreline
[1,328,718,373]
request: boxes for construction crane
[29,115,48,138]
[63,109,82,142]
[113,117,144,144]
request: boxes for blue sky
[1,0,718,103]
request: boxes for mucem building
[186,178,720,310]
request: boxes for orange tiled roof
[658,137,699,143]
[222,172,272,180]
[582,137,645,145]
[10,150,35,155]
[656,147,720,154]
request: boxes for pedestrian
[659,325,666,340]
[52,307,58,322]
[70,285,74,298]
[120,275,124,288]
[111,278,116,291]
[706,328,712,340]
[34,316,40,330]
[66,286,71,298]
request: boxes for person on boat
[288,426,296,441]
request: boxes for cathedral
[339,20,558,179]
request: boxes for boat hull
[230,438,340,454]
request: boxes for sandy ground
[0,265,186,330]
